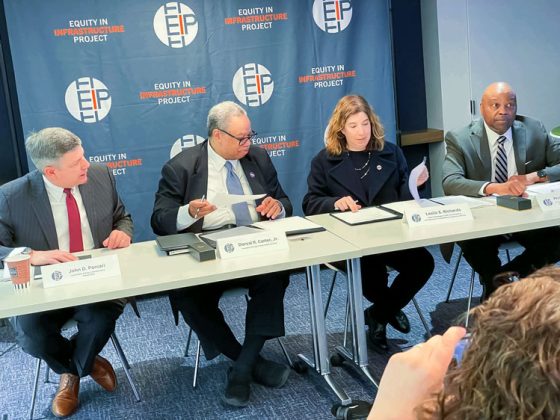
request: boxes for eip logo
[232,63,274,107]
[312,0,352,33]
[170,134,206,158]
[65,77,111,123]
[153,2,198,48]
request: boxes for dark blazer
[443,115,560,197]
[151,140,293,235]
[0,164,133,264]
[303,142,411,215]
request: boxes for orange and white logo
[312,0,352,33]
[65,77,111,123]
[232,63,274,107]
[170,134,206,158]
[153,2,198,48]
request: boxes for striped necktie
[494,135,508,183]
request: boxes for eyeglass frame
[216,128,257,145]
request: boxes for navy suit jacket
[151,140,292,235]
[0,164,133,266]
[303,142,411,215]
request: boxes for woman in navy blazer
[303,95,433,351]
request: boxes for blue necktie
[494,136,508,183]
[225,161,253,226]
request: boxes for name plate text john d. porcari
[216,231,289,260]
[404,204,473,227]
[535,193,560,211]
[42,255,121,288]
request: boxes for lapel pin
[249,172,255,178]
[376,165,382,171]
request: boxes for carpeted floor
[0,244,508,419]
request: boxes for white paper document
[526,181,560,195]
[427,195,494,209]
[212,192,266,207]
[408,157,427,202]
[251,216,325,236]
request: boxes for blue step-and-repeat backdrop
[4,0,395,241]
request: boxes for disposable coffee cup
[4,254,31,291]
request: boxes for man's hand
[334,196,361,212]
[256,196,283,219]
[188,198,216,219]
[102,230,131,249]
[485,179,527,196]
[508,172,542,186]
[368,326,466,420]
[416,166,430,187]
[30,250,78,265]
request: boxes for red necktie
[63,188,84,252]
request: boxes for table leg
[334,258,378,387]
[297,264,351,405]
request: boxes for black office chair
[28,299,142,419]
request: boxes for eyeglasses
[217,128,257,145]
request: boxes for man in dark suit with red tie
[151,101,292,407]
[0,127,133,417]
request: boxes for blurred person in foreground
[368,267,560,419]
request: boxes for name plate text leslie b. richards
[404,204,473,227]
[216,231,289,259]
[42,255,121,288]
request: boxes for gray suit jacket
[0,164,133,265]
[442,116,560,197]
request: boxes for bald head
[480,82,517,134]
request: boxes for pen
[194,194,206,218]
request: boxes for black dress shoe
[364,308,388,351]
[388,310,410,334]
[252,358,290,388]
[222,368,250,407]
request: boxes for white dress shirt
[176,143,284,231]
[479,123,517,195]
[43,176,95,251]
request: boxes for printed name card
[216,230,289,260]
[404,204,473,227]
[535,193,560,211]
[42,255,121,288]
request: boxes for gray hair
[207,101,247,137]
[25,127,82,171]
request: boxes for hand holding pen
[189,194,216,219]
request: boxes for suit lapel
[470,120,492,178]
[79,179,99,245]
[512,120,527,175]
[366,152,397,204]
[29,171,59,250]
[240,155,266,204]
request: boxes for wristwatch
[537,169,547,179]
[21,247,32,255]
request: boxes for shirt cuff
[479,182,490,196]
[176,204,197,231]
[276,203,286,219]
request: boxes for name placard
[42,255,121,288]
[216,231,289,260]
[404,204,473,227]
[535,192,560,211]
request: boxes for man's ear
[43,165,56,178]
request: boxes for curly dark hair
[417,271,560,419]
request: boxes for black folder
[156,233,202,255]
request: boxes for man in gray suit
[0,127,133,417]
[443,82,560,299]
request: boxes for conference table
[0,230,361,405]
[307,198,560,379]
